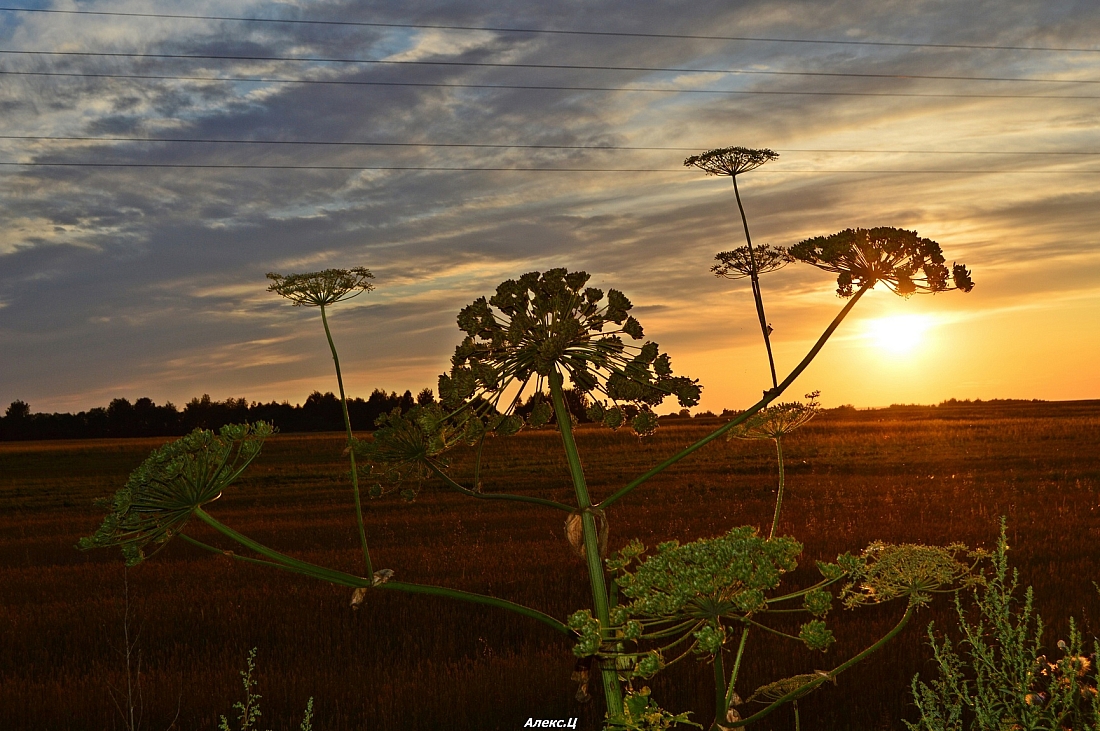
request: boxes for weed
[79,150,978,730]
[908,520,1100,730]
[218,648,314,731]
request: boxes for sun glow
[864,314,935,356]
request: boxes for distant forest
[1,392,1081,442]
[0,388,593,441]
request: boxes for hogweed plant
[686,146,782,389]
[82,148,979,729]
[731,391,819,540]
[265,267,376,574]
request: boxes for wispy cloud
[1,1,1097,412]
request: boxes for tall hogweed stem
[549,370,624,713]
[732,175,779,389]
[266,268,375,575]
[320,303,372,575]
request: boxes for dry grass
[1,401,1099,730]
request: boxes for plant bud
[564,510,608,559]
[350,587,367,610]
[570,656,592,703]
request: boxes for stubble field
[2,400,1099,731]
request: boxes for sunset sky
[1,1,1097,415]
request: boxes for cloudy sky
[1,0,1098,414]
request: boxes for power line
[2,49,1096,85]
[3,70,1098,99]
[2,161,1096,173]
[1,6,1097,53]
[2,135,1097,155]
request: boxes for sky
[1,0,1098,414]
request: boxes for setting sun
[865,314,935,355]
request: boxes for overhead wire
[1,8,1094,174]
[1,162,1095,173]
[1,6,1098,53]
[1,135,1097,155]
[2,70,1098,99]
[0,49,1096,85]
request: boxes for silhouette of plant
[266,267,376,573]
[731,391,819,539]
[712,246,793,280]
[789,227,975,298]
[687,147,782,388]
[82,151,980,730]
[79,423,273,565]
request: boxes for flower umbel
[612,527,801,619]
[438,268,700,436]
[839,541,982,608]
[79,423,274,565]
[266,267,374,307]
[684,147,779,177]
[789,227,974,297]
[732,391,820,440]
[712,245,793,280]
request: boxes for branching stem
[726,627,751,710]
[190,508,570,634]
[424,461,574,512]
[732,175,778,389]
[770,437,785,540]
[727,603,915,727]
[599,285,868,510]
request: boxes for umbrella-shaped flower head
[610,527,802,620]
[684,147,779,177]
[266,267,374,307]
[838,541,981,608]
[733,392,820,440]
[789,227,974,298]
[79,423,274,565]
[438,268,701,436]
[712,245,794,280]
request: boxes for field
[2,400,1100,731]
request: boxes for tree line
[0,388,595,441]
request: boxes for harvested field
[2,400,1099,730]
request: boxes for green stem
[769,436,785,540]
[424,461,574,512]
[549,370,624,717]
[727,603,915,727]
[725,627,750,710]
[319,303,372,576]
[732,175,777,389]
[714,650,728,726]
[190,509,569,635]
[599,286,868,510]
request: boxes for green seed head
[79,422,274,565]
